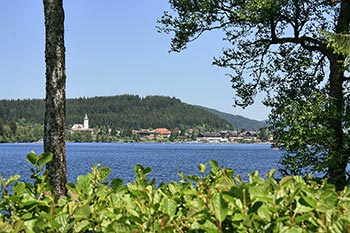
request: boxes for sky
[0,1,270,121]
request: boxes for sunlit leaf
[198,163,207,174]
[5,174,20,187]
[13,182,25,196]
[162,198,177,218]
[37,152,53,169]
[26,151,37,166]
[76,175,92,195]
[211,193,228,222]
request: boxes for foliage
[1,153,350,232]
[270,93,334,177]
[194,105,266,130]
[0,118,43,143]
[158,0,350,189]
[325,32,350,59]
[0,95,232,131]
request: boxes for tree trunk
[327,0,350,190]
[328,57,347,190]
[43,0,67,197]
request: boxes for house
[155,128,172,138]
[196,132,228,143]
[133,129,156,139]
[133,128,172,139]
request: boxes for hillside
[194,106,266,130]
[0,95,232,130]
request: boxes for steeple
[83,113,89,129]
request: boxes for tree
[258,127,271,142]
[159,0,350,189]
[43,0,67,197]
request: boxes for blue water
[0,142,282,184]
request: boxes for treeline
[194,105,266,130]
[0,118,43,143]
[0,95,232,130]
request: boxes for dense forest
[0,118,43,142]
[194,106,266,130]
[0,95,233,131]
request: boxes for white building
[71,114,94,134]
[83,113,89,129]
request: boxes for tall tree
[43,0,67,197]
[159,0,350,189]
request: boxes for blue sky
[0,1,269,121]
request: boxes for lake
[0,142,282,184]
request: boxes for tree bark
[328,56,347,190]
[43,0,67,197]
[327,0,350,190]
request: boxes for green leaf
[211,193,228,223]
[143,166,152,176]
[22,212,33,220]
[13,182,26,196]
[0,221,13,232]
[109,222,131,233]
[74,220,90,232]
[198,163,207,174]
[76,175,92,195]
[209,160,219,173]
[74,205,91,219]
[37,152,53,169]
[295,214,312,224]
[162,198,177,218]
[257,205,271,221]
[26,151,37,166]
[283,227,304,233]
[300,193,316,208]
[280,176,293,186]
[134,164,152,178]
[55,214,69,231]
[191,220,219,232]
[5,174,20,187]
[98,166,111,182]
[110,178,124,192]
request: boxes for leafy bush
[0,152,349,232]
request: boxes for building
[155,128,172,138]
[71,114,94,135]
[196,132,228,143]
[132,128,172,139]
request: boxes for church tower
[83,113,89,129]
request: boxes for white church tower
[83,113,89,129]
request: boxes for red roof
[155,128,171,134]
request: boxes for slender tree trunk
[327,0,350,190]
[43,0,67,197]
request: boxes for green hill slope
[194,106,266,130]
[0,95,232,130]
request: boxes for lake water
[0,142,282,184]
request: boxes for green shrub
[0,152,349,232]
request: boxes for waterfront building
[71,114,94,135]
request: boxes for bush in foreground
[0,152,349,232]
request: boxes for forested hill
[194,106,266,130]
[0,95,233,130]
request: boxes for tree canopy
[159,0,350,189]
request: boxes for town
[67,114,273,143]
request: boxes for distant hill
[0,95,232,130]
[194,106,266,130]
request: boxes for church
[71,114,94,135]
